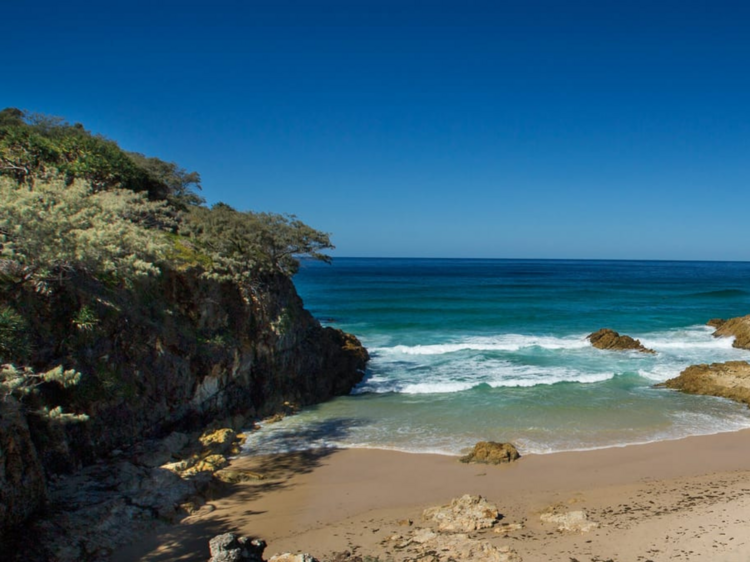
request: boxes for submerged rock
[459,441,520,465]
[423,494,501,532]
[587,328,655,354]
[711,314,750,350]
[662,361,750,406]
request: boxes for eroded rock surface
[390,530,522,561]
[711,314,750,350]
[587,328,655,354]
[540,509,598,533]
[459,441,520,465]
[208,533,267,561]
[662,361,750,406]
[423,494,501,532]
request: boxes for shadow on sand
[113,417,365,562]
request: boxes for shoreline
[116,427,750,561]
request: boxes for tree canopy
[0,108,334,286]
[181,203,333,281]
[0,108,202,207]
[0,175,174,288]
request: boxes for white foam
[375,333,590,356]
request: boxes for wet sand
[115,428,750,561]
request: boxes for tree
[0,175,174,288]
[180,203,333,282]
[127,152,204,208]
[0,108,202,204]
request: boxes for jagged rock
[662,361,750,406]
[267,554,318,562]
[459,441,520,464]
[423,494,501,532]
[707,318,726,329]
[540,509,598,533]
[587,328,655,354]
[200,428,239,456]
[208,533,266,562]
[711,314,750,350]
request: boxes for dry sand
[115,429,750,562]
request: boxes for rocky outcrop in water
[661,361,750,406]
[709,315,750,350]
[459,441,520,465]
[587,328,655,354]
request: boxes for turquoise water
[244,259,750,456]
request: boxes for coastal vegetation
[0,106,337,391]
[0,108,368,559]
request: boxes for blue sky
[3,0,749,260]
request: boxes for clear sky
[3,0,749,260]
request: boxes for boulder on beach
[587,328,655,354]
[661,361,750,406]
[208,533,266,562]
[422,494,501,532]
[459,441,520,465]
[710,314,750,350]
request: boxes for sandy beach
[115,428,750,562]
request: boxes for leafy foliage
[181,203,334,281]
[0,175,174,287]
[0,363,88,422]
[0,305,30,361]
[0,108,202,205]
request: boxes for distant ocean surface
[243,259,750,456]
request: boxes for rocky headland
[0,270,368,561]
[587,328,655,354]
[658,314,750,407]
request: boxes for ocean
[243,258,750,456]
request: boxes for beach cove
[117,429,750,561]
[117,258,750,561]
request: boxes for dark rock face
[0,397,47,543]
[662,361,750,406]
[587,328,655,354]
[0,270,368,549]
[711,314,750,350]
[459,441,520,465]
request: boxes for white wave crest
[376,334,589,356]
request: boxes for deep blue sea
[244,259,750,456]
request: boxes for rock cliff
[0,268,368,552]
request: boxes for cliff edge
[0,269,368,554]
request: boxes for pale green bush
[0,175,175,287]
